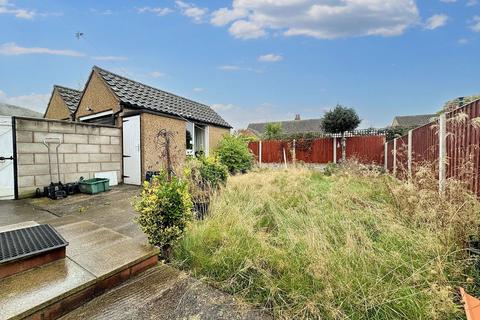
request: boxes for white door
[122,115,141,185]
[0,116,14,200]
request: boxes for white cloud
[149,71,166,78]
[90,8,114,15]
[471,16,480,32]
[176,1,208,23]
[424,14,448,30]
[210,7,247,26]
[467,0,478,6]
[258,53,283,62]
[439,0,456,3]
[457,37,470,44]
[0,90,49,113]
[211,0,420,40]
[0,42,85,57]
[211,103,235,111]
[219,65,242,71]
[0,0,35,19]
[136,6,173,16]
[193,87,204,92]
[92,55,128,61]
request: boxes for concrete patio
[0,186,270,320]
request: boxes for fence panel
[395,136,408,177]
[345,136,385,165]
[295,138,333,163]
[411,121,439,171]
[248,141,260,161]
[386,140,394,171]
[446,100,480,196]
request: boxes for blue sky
[0,0,479,129]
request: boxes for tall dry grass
[173,164,480,319]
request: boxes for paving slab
[0,258,95,320]
[68,238,157,278]
[0,220,38,233]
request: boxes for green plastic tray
[78,178,110,194]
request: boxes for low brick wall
[15,117,122,198]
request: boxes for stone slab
[0,258,96,320]
[0,220,39,233]
[68,238,158,279]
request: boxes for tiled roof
[247,118,323,136]
[391,114,437,127]
[54,85,82,113]
[93,66,231,128]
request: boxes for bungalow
[44,85,82,121]
[391,114,436,128]
[45,66,231,185]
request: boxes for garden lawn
[172,166,480,319]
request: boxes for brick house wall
[209,126,230,152]
[15,117,122,198]
[44,89,71,120]
[75,71,121,125]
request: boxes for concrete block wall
[15,117,122,198]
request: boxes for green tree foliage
[134,171,193,257]
[443,94,480,112]
[385,126,408,141]
[321,105,361,161]
[215,135,254,173]
[263,123,282,140]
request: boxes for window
[186,122,209,157]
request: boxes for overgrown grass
[172,164,480,319]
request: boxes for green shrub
[215,135,254,173]
[323,162,338,176]
[134,171,193,257]
[199,156,228,188]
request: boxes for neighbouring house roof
[92,66,231,128]
[0,102,42,117]
[55,85,82,113]
[391,114,437,127]
[247,118,323,136]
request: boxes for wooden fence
[249,135,385,165]
[385,99,480,196]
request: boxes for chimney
[295,114,301,120]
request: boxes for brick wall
[209,126,230,152]
[15,117,122,198]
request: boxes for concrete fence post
[333,137,337,164]
[408,130,413,180]
[259,140,262,165]
[393,138,397,176]
[439,113,447,193]
[384,142,388,171]
[292,139,296,165]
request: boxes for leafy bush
[184,156,228,189]
[323,162,338,176]
[134,171,193,257]
[263,123,282,140]
[215,135,254,173]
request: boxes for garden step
[60,265,271,320]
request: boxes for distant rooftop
[0,103,42,118]
[391,114,437,128]
[247,115,323,136]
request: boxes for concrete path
[0,187,271,320]
[60,265,268,320]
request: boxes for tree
[443,94,480,113]
[321,105,361,162]
[263,123,282,140]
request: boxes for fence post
[292,139,296,165]
[393,138,397,176]
[408,130,413,180]
[439,113,447,193]
[384,142,388,171]
[259,140,262,165]
[333,137,337,164]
